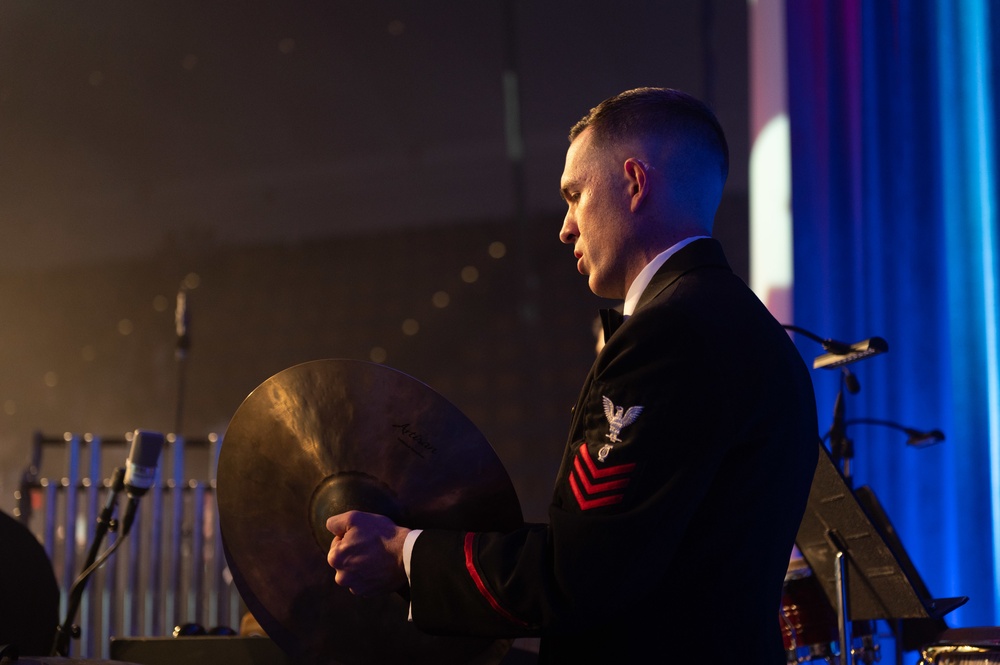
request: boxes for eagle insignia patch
[600,396,643,461]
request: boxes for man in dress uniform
[326,87,819,663]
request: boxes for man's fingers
[327,542,340,569]
[326,511,355,537]
[330,558,371,596]
[333,567,348,587]
[327,532,352,567]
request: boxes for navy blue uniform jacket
[410,238,819,663]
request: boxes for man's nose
[559,214,577,244]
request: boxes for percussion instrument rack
[13,431,240,659]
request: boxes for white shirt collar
[622,236,709,316]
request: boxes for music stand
[795,443,968,665]
[853,485,951,653]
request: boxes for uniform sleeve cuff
[403,529,422,622]
[403,529,422,583]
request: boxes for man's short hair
[569,87,729,181]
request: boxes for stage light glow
[749,113,792,323]
[182,272,201,289]
[432,291,450,308]
[937,0,1000,622]
[461,266,479,283]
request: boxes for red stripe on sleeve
[463,532,531,628]
[573,456,630,493]
[569,473,625,510]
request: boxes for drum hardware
[918,627,1000,664]
[780,551,838,663]
[216,359,523,665]
[919,643,1000,665]
[171,623,237,637]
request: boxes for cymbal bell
[217,359,523,665]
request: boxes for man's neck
[622,236,709,315]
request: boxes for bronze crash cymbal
[217,359,523,665]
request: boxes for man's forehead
[562,129,598,179]
[567,126,596,155]
[562,129,639,182]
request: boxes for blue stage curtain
[787,0,1000,635]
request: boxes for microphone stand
[51,467,126,657]
[174,286,191,438]
[828,373,854,485]
[784,324,885,664]
[833,418,945,449]
[783,324,887,483]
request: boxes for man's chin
[587,277,617,299]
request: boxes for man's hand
[326,511,410,596]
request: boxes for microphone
[123,430,165,498]
[828,391,851,472]
[175,288,191,358]
[841,366,861,394]
[904,427,945,448]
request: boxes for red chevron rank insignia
[569,443,637,510]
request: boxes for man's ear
[623,158,649,213]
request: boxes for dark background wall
[0,0,748,523]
